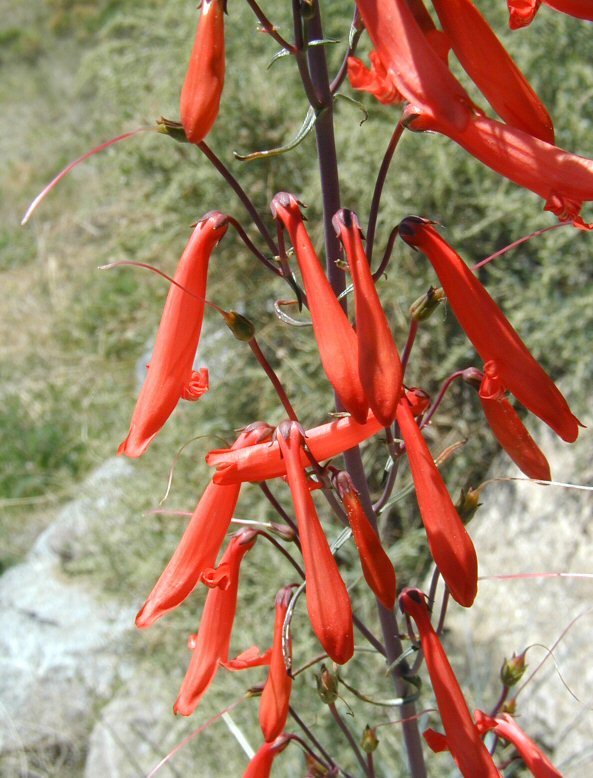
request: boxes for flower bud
[361,725,379,753]
[454,486,482,524]
[500,652,527,688]
[270,522,297,541]
[222,310,256,341]
[409,285,445,321]
[461,367,483,390]
[156,117,190,143]
[316,665,339,704]
[502,697,517,715]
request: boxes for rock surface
[444,426,593,777]
[0,458,137,775]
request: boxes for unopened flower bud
[409,285,446,321]
[316,665,339,704]
[156,117,190,143]
[270,522,297,541]
[222,310,256,341]
[500,652,527,687]
[502,697,517,715]
[461,367,483,390]
[361,724,379,753]
[305,754,330,777]
[455,486,482,524]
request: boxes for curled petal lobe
[118,212,229,458]
[135,424,272,628]
[431,0,554,142]
[206,411,383,485]
[399,218,581,442]
[271,193,368,422]
[259,587,294,742]
[174,530,256,716]
[180,0,226,144]
[475,711,562,777]
[333,209,403,426]
[347,52,404,104]
[276,422,354,664]
[478,379,551,481]
[399,589,499,777]
[396,399,478,607]
[355,0,474,130]
[507,0,542,27]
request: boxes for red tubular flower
[174,529,256,716]
[354,0,474,129]
[270,193,368,423]
[180,0,225,144]
[135,423,274,628]
[398,218,581,442]
[259,587,294,742]
[477,370,551,481]
[118,212,229,458]
[276,422,354,664]
[396,398,478,607]
[508,0,593,27]
[399,589,500,777]
[243,736,290,778]
[475,711,562,777]
[206,411,383,485]
[431,0,554,142]
[333,209,403,426]
[545,0,593,19]
[405,109,593,229]
[333,471,396,610]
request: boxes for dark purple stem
[248,338,299,420]
[371,226,399,281]
[420,370,466,430]
[258,482,298,534]
[366,120,405,265]
[198,141,277,255]
[289,706,346,776]
[244,0,296,51]
[302,5,426,775]
[401,319,419,374]
[329,703,370,776]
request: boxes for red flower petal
[119,212,229,457]
[180,0,225,144]
[276,423,354,664]
[432,0,554,142]
[397,400,478,607]
[399,218,581,442]
[271,193,368,422]
[174,530,256,716]
[206,411,383,485]
[333,209,403,426]
[400,589,499,776]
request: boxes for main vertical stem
[304,3,426,775]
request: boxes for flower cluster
[26,0,589,774]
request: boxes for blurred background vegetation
[1,0,592,774]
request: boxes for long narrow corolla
[119,212,228,457]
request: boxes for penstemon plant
[23,0,593,775]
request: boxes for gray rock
[0,459,137,772]
[445,426,593,777]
